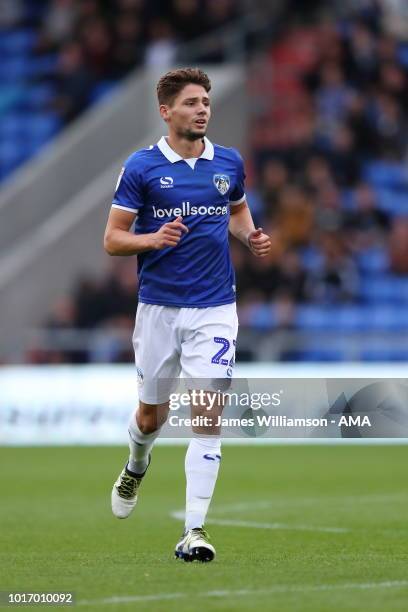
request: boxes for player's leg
[111,304,180,519]
[128,400,169,473]
[175,303,238,561]
[112,400,170,519]
[174,394,223,562]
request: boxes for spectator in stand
[53,40,94,122]
[317,20,344,65]
[315,182,344,233]
[78,16,114,79]
[345,92,376,154]
[271,292,296,329]
[115,0,145,12]
[45,296,77,331]
[315,61,356,134]
[303,155,334,194]
[343,21,378,86]
[275,185,314,248]
[238,251,283,302]
[170,0,204,41]
[205,0,237,29]
[73,277,109,329]
[97,259,138,323]
[343,183,390,252]
[378,61,408,107]
[0,0,25,28]
[306,231,359,303]
[274,250,307,303]
[37,0,78,52]
[260,158,289,211]
[369,92,407,158]
[74,260,138,329]
[328,123,361,186]
[389,219,408,275]
[76,0,104,24]
[144,19,177,67]
[111,11,144,77]
[377,33,397,63]
[27,296,79,364]
[196,0,239,62]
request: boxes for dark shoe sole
[175,546,215,563]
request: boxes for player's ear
[159,104,170,122]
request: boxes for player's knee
[137,403,168,434]
[138,416,159,435]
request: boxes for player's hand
[247,228,271,257]
[151,216,189,249]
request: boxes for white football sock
[185,435,221,531]
[127,411,161,475]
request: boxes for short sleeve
[112,159,144,213]
[229,150,246,205]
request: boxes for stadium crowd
[235,5,408,333]
[1,0,238,124]
[6,0,408,363]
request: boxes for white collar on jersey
[157,136,214,163]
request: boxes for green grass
[1,445,407,611]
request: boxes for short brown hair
[156,68,211,106]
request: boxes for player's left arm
[229,198,271,257]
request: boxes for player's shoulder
[123,144,161,170]
[213,143,244,165]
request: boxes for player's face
[162,84,211,141]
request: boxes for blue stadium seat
[369,306,408,330]
[29,55,59,78]
[0,86,24,114]
[397,44,408,69]
[360,348,408,361]
[25,113,61,140]
[0,141,21,162]
[24,140,46,156]
[296,306,338,330]
[24,1,47,22]
[296,304,408,331]
[17,84,55,110]
[247,304,276,329]
[0,140,27,174]
[335,306,370,331]
[0,29,37,56]
[360,276,408,303]
[356,248,389,274]
[0,56,58,83]
[0,57,31,82]
[363,161,408,190]
[0,111,29,136]
[286,349,345,362]
[90,81,118,104]
[299,248,324,271]
[374,188,408,216]
[340,189,355,211]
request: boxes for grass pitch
[1,445,407,611]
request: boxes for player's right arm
[104,209,188,256]
[106,157,188,255]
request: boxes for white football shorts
[132,302,238,404]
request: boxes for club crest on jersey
[213,174,230,196]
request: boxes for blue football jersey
[112,136,246,307]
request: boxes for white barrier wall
[1,364,407,445]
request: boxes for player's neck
[166,134,205,159]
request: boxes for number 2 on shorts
[211,337,236,366]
